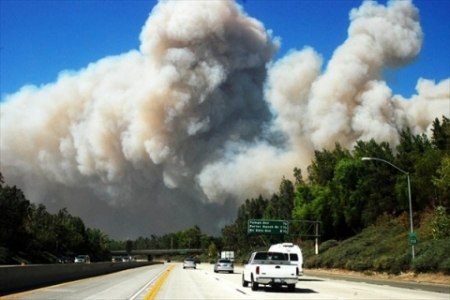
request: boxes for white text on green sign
[248,219,289,235]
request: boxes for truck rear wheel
[251,275,258,291]
[242,274,248,287]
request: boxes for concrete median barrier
[0,261,162,295]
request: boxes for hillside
[301,215,450,276]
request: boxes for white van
[268,243,303,276]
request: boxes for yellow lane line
[143,264,175,300]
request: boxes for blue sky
[1,0,449,100]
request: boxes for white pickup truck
[242,251,298,291]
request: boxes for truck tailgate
[259,264,297,277]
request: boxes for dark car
[56,254,72,263]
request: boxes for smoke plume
[1,0,448,238]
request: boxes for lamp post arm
[361,157,408,175]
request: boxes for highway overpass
[110,249,203,260]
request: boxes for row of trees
[0,175,110,263]
[220,117,450,256]
[1,116,448,264]
[108,225,223,258]
[0,171,225,262]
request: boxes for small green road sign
[247,219,289,235]
[409,232,418,245]
[179,250,187,254]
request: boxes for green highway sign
[248,219,289,235]
[409,232,418,245]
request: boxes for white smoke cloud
[1,0,448,238]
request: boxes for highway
[2,263,448,300]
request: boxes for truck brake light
[296,267,299,276]
[256,266,260,275]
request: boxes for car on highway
[74,255,90,263]
[214,258,234,273]
[243,251,298,291]
[56,254,72,263]
[269,243,304,276]
[183,257,196,269]
[112,257,123,262]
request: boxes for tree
[232,196,269,253]
[182,225,202,248]
[431,116,450,152]
[432,155,450,207]
[53,208,87,253]
[308,150,336,186]
[86,228,110,258]
[292,183,336,239]
[330,159,366,235]
[208,242,218,260]
[395,129,441,211]
[308,143,351,185]
[221,224,239,252]
[278,177,295,221]
[293,167,304,187]
[134,236,152,250]
[0,183,31,250]
[27,203,56,251]
[353,140,403,223]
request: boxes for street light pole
[361,157,415,259]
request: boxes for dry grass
[307,268,450,285]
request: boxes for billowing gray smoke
[1,0,448,238]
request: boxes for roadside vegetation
[217,116,450,276]
[0,180,111,264]
[1,116,449,276]
[301,213,450,275]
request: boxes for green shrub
[305,255,320,268]
[345,259,372,272]
[302,217,449,274]
[430,206,450,240]
[412,238,450,273]
[373,255,394,271]
[319,240,339,253]
[301,240,317,260]
[390,252,411,274]
[322,255,335,268]
[438,257,450,275]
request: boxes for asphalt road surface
[2,263,448,299]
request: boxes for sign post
[247,219,289,235]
